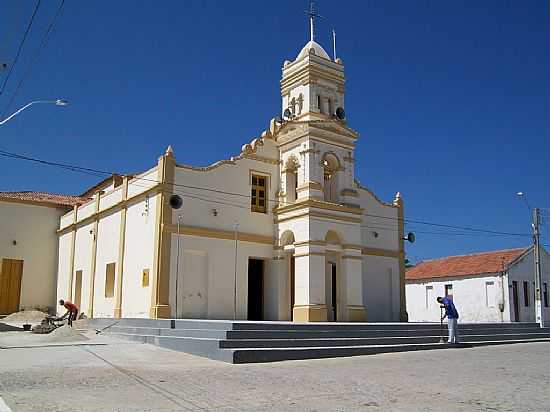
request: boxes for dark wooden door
[247,259,264,321]
[0,259,24,314]
[290,256,295,321]
[331,263,337,322]
[512,281,519,322]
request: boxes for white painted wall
[406,248,550,324]
[0,201,65,312]
[406,274,507,323]
[169,234,273,320]
[363,256,400,321]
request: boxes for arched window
[317,95,322,112]
[284,156,299,202]
[322,153,340,202]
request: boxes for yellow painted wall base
[149,304,171,319]
[293,305,328,322]
[347,306,366,322]
[113,308,122,318]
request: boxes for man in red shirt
[59,299,79,327]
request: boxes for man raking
[437,296,460,344]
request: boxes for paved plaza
[0,336,549,411]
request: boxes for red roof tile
[406,247,529,281]
[0,191,89,208]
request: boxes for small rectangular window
[485,281,495,307]
[444,284,453,299]
[142,269,150,288]
[425,285,433,308]
[105,263,116,298]
[251,174,267,213]
[544,283,548,308]
[523,281,529,307]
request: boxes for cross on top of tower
[306,1,323,42]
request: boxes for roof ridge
[416,247,529,264]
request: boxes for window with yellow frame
[251,174,267,213]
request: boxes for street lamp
[0,99,69,125]
[516,191,544,328]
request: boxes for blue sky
[1,1,549,261]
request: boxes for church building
[55,28,407,322]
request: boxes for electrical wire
[0,147,533,239]
[0,0,42,95]
[2,0,65,116]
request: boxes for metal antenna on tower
[305,1,323,42]
[332,28,337,60]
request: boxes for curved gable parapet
[175,127,281,172]
[354,179,397,208]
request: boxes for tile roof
[406,247,529,281]
[0,191,89,208]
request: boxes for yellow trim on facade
[296,181,323,192]
[57,184,161,236]
[292,305,328,322]
[165,224,274,245]
[342,244,363,251]
[362,247,400,258]
[114,177,128,318]
[293,252,326,258]
[342,255,363,261]
[275,198,363,216]
[340,188,359,198]
[293,240,326,247]
[347,305,366,322]
[150,151,175,319]
[87,194,101,318]
[66,205,78,301]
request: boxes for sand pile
[2,310,47,324]
[42,325,89,343]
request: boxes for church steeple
[280,3,345,121]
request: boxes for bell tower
[280,3,345,121]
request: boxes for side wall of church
[356,187,402,321]
[169,141,280,319]
[56,166,160,318]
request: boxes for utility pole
[533,208,544,328]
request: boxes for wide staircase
[89,318,550,364]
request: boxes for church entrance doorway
[290,255,295,321]
[247,259,264,320]
[327,261,338,322]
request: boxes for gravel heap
[42,325,89,343]
[2,310,47,324]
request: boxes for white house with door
[0,191,86,315]
[406,247,550,323]
[54,28,407,322]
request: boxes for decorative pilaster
[297,144,322,200]
[67,205,78,301]
[150,147,176,318]
[394,192,407,322]
[292,244,327,321]
[87,193,101,318]
[342,248,365,321]
[114,177,129,318]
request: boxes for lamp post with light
[517,192,544,328]
[0,99,69,125]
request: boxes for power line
[0,147,532,239]
[2,0,65,117]
[0,0,42,96]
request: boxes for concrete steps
[89,318,550,363]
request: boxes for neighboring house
[0,192,86,314]
[55,34,407,322]
[406,247,550,323]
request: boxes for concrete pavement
[0,337,549,411]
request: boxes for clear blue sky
[1,1,549,262]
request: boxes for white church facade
[55,36,406,322]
